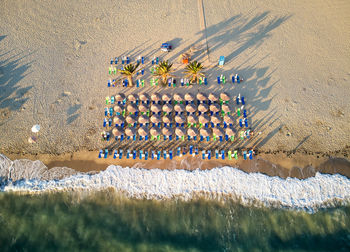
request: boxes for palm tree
[184,61,205,84]
[153,60,174,86]
[119,62,140,87]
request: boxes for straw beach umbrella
[113,115,124,124]
[198,104,209,113]
[220,92,230,101]
[112,127,123,136]
[138,127,148,136]
[213,127,224,136]
[114,105,123,114]
[125,127,136,137]
[173,93,183,102]
[196,92,207,102]
[210,104,220,113]
[126,115,136,124]
[115,93,125,102]
[151,104,161,113]
[224,115,234,124]
[162,104,173,113]
[175,115,185,123]
[184,93,194,102]
[208,93,218,102]
[186,104,196,113]
[162,115,172,123]
[200,128,211,137]
[199,114,209,124]
[174,104,185,112]
[139,93,149,102]
[151,93,161,102]
[128,94,138,102]
[187,115,198,124]
[162,127,172,136]
[138,104,149,113]
[225,128,235,136]
[175,127,186,137]
[127,104,138,113]
[187,128,198,137]
[150,115,161,124]
[222,104,230,113]
[162,93,172,102]
[138,115,149,124]
[211,115,221,124]
[150,127,161,137]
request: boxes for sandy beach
[1,0,350,174]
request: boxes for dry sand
[1,0,350,174]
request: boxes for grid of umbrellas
[102,92,250,142]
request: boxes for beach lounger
[219,56,225,67]
[126,57,130,64]
[243,110,247,118]
[208,150,211,160]
[217,76,221,84]
[228,150,232,160]
[177,147,181,156]
[127,150,130,159]
[241,96,245,105]
[151,150,155,160]
[237,108,241,117]
[110,58,114,65]
[115,57,118,64]
[139,150,143,160]
[119,149,123,159]
[133,150,137,159]
[104,108,108,116]
[222,75,226,84]
[237,75,240,83]
[109,108,113,116]
[120,134,124,141]
[219,136,223,142]
[168,79,172,87]
[200,135,204,141]
[195,147,199,155]
[215,150,219,159]
[249,150,253,160]
[109,118,113,127]
[239,119,243,128]
[133,135,136,141]
[108,79,111,87]
[106,132,110,141]
[104,149,108,158]
[103,118,107,127]
[189,145,193,155]
[234,150,238,160]
[204,77,208,85]
[111,96,115,104]
[181,78,184,86]
[157,151,161,160]
[141,57,144,64]
[244,119,248,128]
[221,150,225,160]
[169,150,173,160]
[145,150,148,160]
[98,149,103,158]
[156,57,159,64]
[202,150,206,159]
[122,57,125,64]
[243,151,247,160]
[225,135,229,141]
[163,150,167,160]
[206,136,210,142]
[182,148,187,156]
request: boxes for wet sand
[5,151,350,179]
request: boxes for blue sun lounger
[244,118,248,127]
[113,150,118,159]
[133,150,137,159]
[221,150,225,160]
[103,118,107,127]
[104,108,108,116]
[241,96,245,105]
[243,110,247,118]
[98,149,103,158]
[168,79,172,87]
[108,118,112,127]
[206,136,210,142]
[236,96,240,105]
[127,150,130,159]
[215,150,219,159]
[189,145,193,155]
[115,57,118,64]
[126,57,130,64]
[156,57,159,64]
[217,76,221,84]
[219,56,225,67]
[110,58,114,65]
[109,107,113,116]
[104,149,108,158]
[249,150,253,160]
[208,150,211,160]
[122,57,125,64]
[195,147,199,155]
[163,150,167,159]
[106,132,110,141]
[243,151,247,160]
[239,119,243,128]
[157,151,161,160]
[139,150,143,160]
[151,150,155,160]
[204,77,208,85]
[169,150,173,160]
[108,79,111,87]
[237,75,240,83]
[177,147,181,156]
[119,149,123,159]
[202,150,206,159]
[145,150,148,160]
[181,78,184,86]
[141,56,144,64]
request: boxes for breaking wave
[1,154,350,210]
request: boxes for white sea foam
[1,154,350,210]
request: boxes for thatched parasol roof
[138,104,149,112]
[151,104,161,113]
[187,128,198,137]
[208,93,218,101]
[162,127,173,136]
[115,93,125,101]
[162,104,173,113]
[175,115,185,123]
[162,93,172,101]
[173,93,183,101]
[223,115,234,124]
[174,104,185,112]
[196,92,207,101]
[186,104,196,113]
[138,115,149,124]
[139,93,149,101]
[162,115,172,123]
[198,104,209,112]
[175,128,186,137]
[151,93,161,101]
[126,115,136,124]
[199,114,210,124]
[211,115,221,124]
[125,127,136,136]
[113,115,124,124]
[127,104,138,113]
[150,115,161,123]
[138,127,148,136]
[128,94,138,101]
[187,115,198,124]
[150,127,161,136]
[220,92,230,101]
[209,104,220,112]
[184,93,194,101]
[213,127,224,136]
[200,128,211,137]
[112,127,123,136]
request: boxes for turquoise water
[0,192,349,251]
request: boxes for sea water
[0,154,349,250]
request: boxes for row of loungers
[98,148,254,160]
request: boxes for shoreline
[3,148,350,179]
